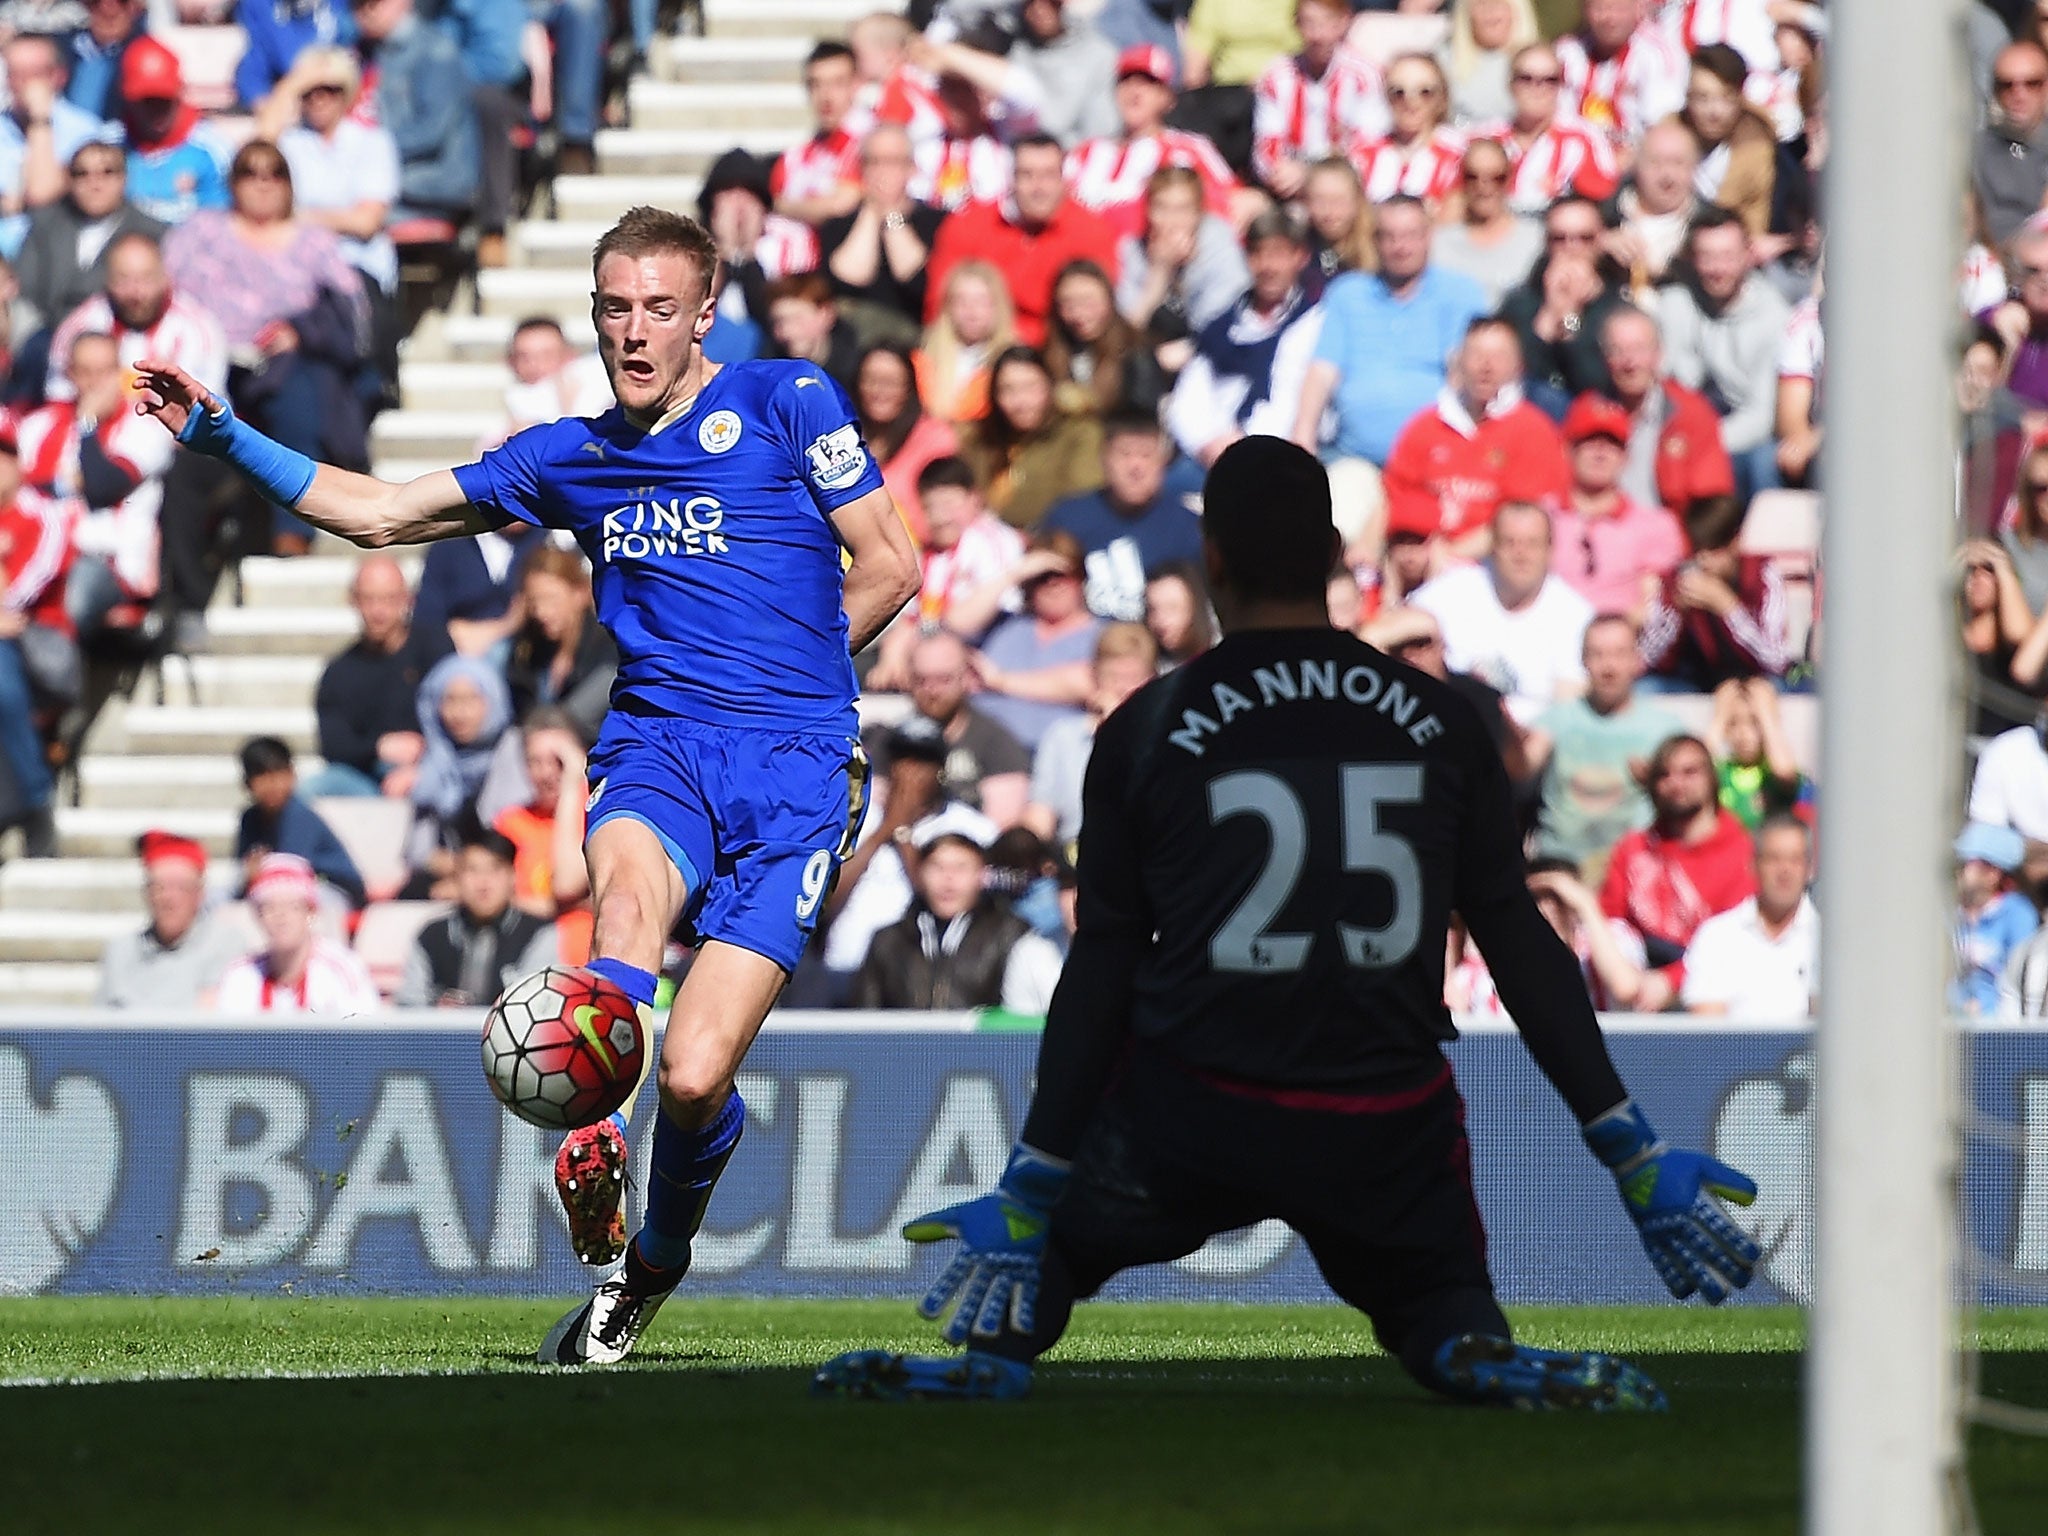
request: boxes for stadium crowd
[9,0,2048,1020]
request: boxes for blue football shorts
[583,706,869,973]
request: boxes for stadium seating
[311,796,413,904]
[352,900,451,997]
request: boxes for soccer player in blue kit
[136,206,921,1365]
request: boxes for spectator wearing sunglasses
[1975,40,2048,251]
[1430,137,1543,308]
[1497,194,1631,410]
[12,139,162,337]
[1485,42,1618,216]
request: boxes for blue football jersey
[451,359,886,734]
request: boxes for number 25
[1206,766,1423,974]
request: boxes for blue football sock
[636,1090,746,1271]
[586,956,658,1009]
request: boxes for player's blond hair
[592,206,719,305]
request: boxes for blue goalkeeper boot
[811,1349,1033,1402]
[1432,1333,1668,1412]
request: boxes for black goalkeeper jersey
[1071,627,1529,1092]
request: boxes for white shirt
[1681,894,1818,1019]
[501,352,614,437]
[1968,726,2048,842]
[1410,564,1593,725]
[213,937,381,1016]
[280,118,402,292]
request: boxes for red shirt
[0,498,73,634]
[1600,809,1756,959]
[924,196,1122,348]
[1646,380,1736,522]
[1381,391,1571,541]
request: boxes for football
[480,967,648,1130]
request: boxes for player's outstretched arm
[1467,890,1762,1304]
[830,487,921,655]
[136,358,493,548]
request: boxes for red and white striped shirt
[911,135,1013,213]
[1484,114,1620,213]
[15,399,173,598]
[46,290,227,406]
[771,128,861,209]
[1251,46,1388,188]
[1654,0,1780,74]
[1555,25,1689,147]
[1349,127,1467,205]
[0,497,73,632]
[758,214,820,279]
[214,937,381,1016]
[845,65,946,147]
[1064,128,1239,239]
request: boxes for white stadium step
[55,807,239,860]
[660,33,811,83]
[0,856,241,914]
[476,266,602,320]
[218,554,422,611]
[370,410,502,465]
[116,703,318,758]
[552,174,703,226]
[627,79,809,131]
[594,126,795,177]
[400,360,514,412]
[0,962,101,1007]
[0,910,150,963]
[154,656,325,712]
[514,220,625,269]
[193,605,359,657]
[700,0,874,39]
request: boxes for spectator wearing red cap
[925,134,1121,349]
[1546,391,1685,621]
[209,853,380,1015]
[1380,316,1571,561]
[119,37,231,228]
[1064,44,1243,240]
[95,831,243,1009]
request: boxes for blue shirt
[1041,488,1204,623]
[126,132,231,227]
[1311,265,1487,465]
[453,359,885,735]
[1953,890,2039,1017]
[236,795,366,908]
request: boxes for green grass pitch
[2,1299,2046,1535]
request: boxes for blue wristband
[178,394,317,508]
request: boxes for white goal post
[1809,1,1969,1533]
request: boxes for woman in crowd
[1143,561,1217,669]
[1042,259,1165,420]
[1349,53,1467,214]
[404,654,512,898]
[1445,0,1541,128]
[503,546,616,745]
[163,139,370,555]
[259,47,400,305]
[1302,156,1375,292]
[955,346,1104,531]
[1116,166,1249,377]
[856,341,956,544]
[914,259,1016,426]
[1430,138,1544,307]
[1668,43,1777,238]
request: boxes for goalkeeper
[817,441,1760,1409]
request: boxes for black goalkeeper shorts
[1050,1052,1500,1360]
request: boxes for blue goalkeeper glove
[902,1143,1070,1345]
[1585,1100,1760,1304]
